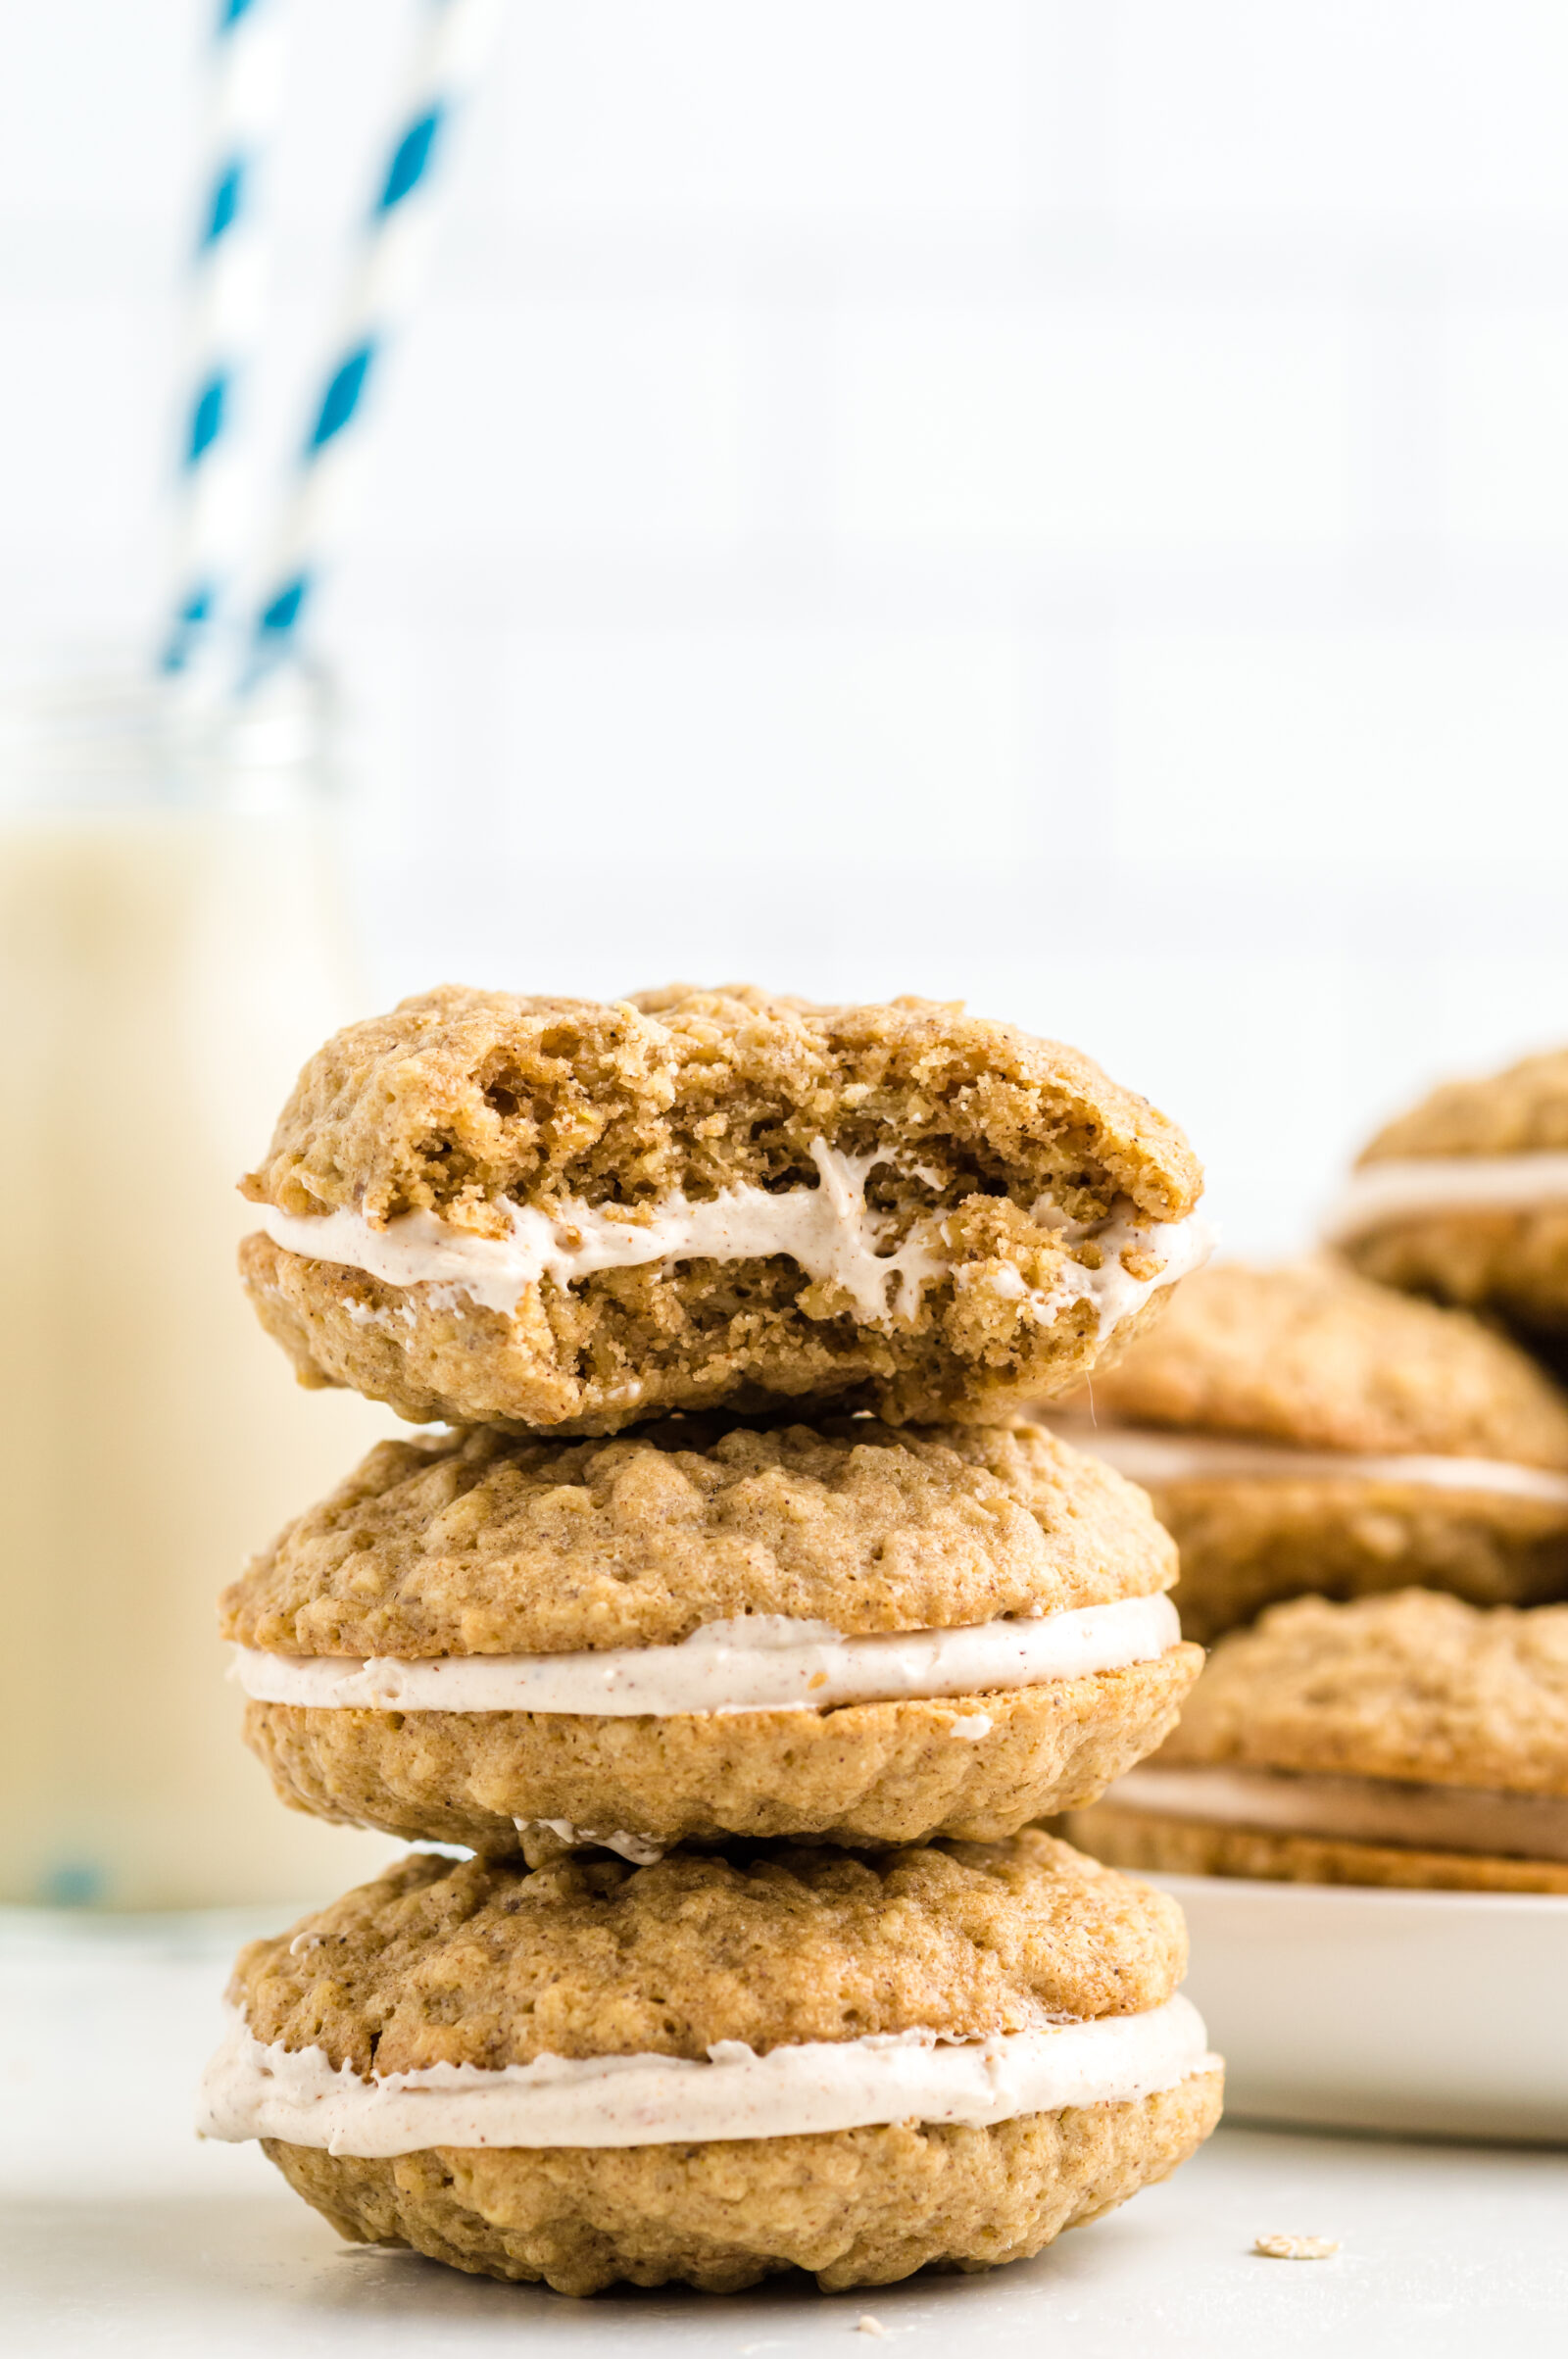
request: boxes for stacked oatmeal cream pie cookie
[1056,1044,1568,1900]
[1039,1257,1568,1645]
[197,984,1225,2296]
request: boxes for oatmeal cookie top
[228,1833,1190,2073]
[221,1415,1176,1656]
[1066,1259,1568,1467]
[1161,1589,1568,1794]
[1358,1045,1568,1161]
[241,983,1202,1234]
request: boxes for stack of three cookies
[200,985,1224,2296]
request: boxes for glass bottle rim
[0,648,339,816]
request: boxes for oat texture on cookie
[204,1839,1223,2292]
[1070,1590,1568,1892]
[1154,1590,1568,1794]
[238,984,1208,1432]
[220,1416,1178,1658]
[1336,1045,1568,1337]
[220,1408,1200,1852]
[259,2074,1225,2295]
[1043,1261,1568,1639]
[228,1837,1192,2067]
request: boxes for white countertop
[4,1909,1565,2357]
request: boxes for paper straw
[161,0,286,676]
[244,0,501,683]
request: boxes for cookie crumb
[857,2319,888,2337]
[1253,2234,1340,2261]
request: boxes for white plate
[1145,1872,1568,2144]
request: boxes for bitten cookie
[1070,1589,1568,1893]
[1326,1045,1568,1341]
[238,984,1208,1434]
[197,1839,1223,2294]
[1040,1260,1568,1641]
[223,1416,1201,1856]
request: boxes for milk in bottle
[0,667,400,1907]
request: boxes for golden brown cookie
[199,1843,1223,2293]
[223,1417,1200,1853]
[1327,1046,1568,1338]
[1070,1589,1568,1893]
[239,984,1208,1433]
[1065,1808,1568,1895]
[241,1657,1200,1858]
[261,2082,1222,2295]
[1041,1260,1568,1640]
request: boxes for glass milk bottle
[0,664,399,1908]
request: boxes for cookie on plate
[197,1838,1223,2294]
[238,984,1209,1434]
[223,1416,1201,1857]
[1070,1589,1568,1893]
[1039,1260,1568,1641]
[1326,1045,1568,1341]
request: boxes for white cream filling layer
[258,1145,1211,1339]
[1100,1764,1568,1863]
[229,1591,1182,1717]
[1322,1152,1568,1245]
[196,1992,1215,2153]
[1038,1417,1568,1508]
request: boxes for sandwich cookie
[1326,1044,1568,1341]
[223,1417,1201,1856]
[238,984,1210,1435]
[1040,1260,1568,1642]
[197,1838,1223,2293]
[1071,1589,1568,1893]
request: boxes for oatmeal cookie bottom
[1156,1477,1568,1644]
[242,1649,1201,1855]
[1344,1204,1568,1338]
[1069,1802,1568,1894]
[239,1211,1188,1437]
[263,2070,1223,2295]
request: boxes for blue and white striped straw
[161,0,285,676]
[245,0,501,682]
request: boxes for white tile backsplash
[388,296,751,546]
[1108,1,1568,225]
[493,620,1031,861]
[7,0,1568,1250]
[1442,301,1568,541]
[837,296,1353,552]
[1111,626,1568,865]
[495,1,1034,228]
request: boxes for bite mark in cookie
[239,984,1208,1431]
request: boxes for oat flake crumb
[857,2319,888,2337]
[1254,2233,1341,2261]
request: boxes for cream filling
[1322,1152,1568,1245]
[196,1992,1215,2153]
[518,1821,667,1866]
[1038,1417,1568,1508]
[257,1144,1211,1338]
[1100,1764,1568,1863]
[228,1591,1182,1717]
